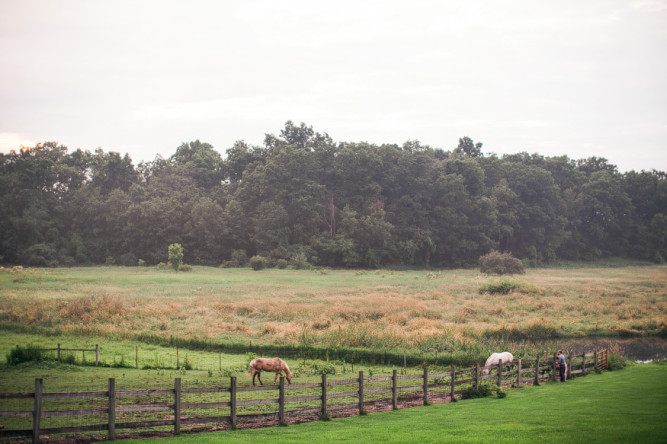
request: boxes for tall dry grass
[0,265,665,353]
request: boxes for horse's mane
[281,360,292,377]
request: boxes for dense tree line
[1,121,665,268]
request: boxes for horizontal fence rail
[29,344,100,367]
[0,349,608,443]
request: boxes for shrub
[479,250,524,275]
[138,258,145,266]
[296,359,336,376]
[168,243,184,271]
[22,243,58,267]
[478,279,541,295]
[607,351,627,370]
[7,344,47,365]
[105,255,116,266]
[249,255,267,271]
[119,252,137,266]
[461,383,494,399]
[178,264,192,272]
[276,259,288,269]
[496,388,507,398]
[245,352,258,368]
[232,249,248,266]
[289,252,311,270]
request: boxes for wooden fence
[42,344,99,367]
[0,350,608,443]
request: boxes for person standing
[557,350,566,382]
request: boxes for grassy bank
[126,363,667,444]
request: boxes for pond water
[519,337,667,362]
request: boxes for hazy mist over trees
[1,121,665,268]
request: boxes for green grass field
[123,363,667,444]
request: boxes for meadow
[121,362,667,444]
[0,264,665,441]
[1,264,665,359]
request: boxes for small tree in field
[479,250,524,275]
[168,243,184,271]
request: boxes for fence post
[594,351,598,371]
[174,378,181,435]
[279,376,285,425]
[475,362,479,390]
[57,344,61,362]
[450,364,455,400]
[230,377,237,429]
[497,359,502,388]
[32,378,42,444]
[320,373,328,419]
[392,369,398,410]
[516,358,521,387]
[108,378,115,441]
[423,367,428,405]
[567,355,572,380]
[95,345,99,367]
[552,354,558,382]
[358,371,364,414]
[535,355,540,383]
[582,352,586,376]
[604,349,609,370]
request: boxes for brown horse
[249,357,292,386]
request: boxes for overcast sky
[1,0,666,172]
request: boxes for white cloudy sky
[1,0,666,172]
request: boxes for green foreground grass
[125,364,667,444]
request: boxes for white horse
[483,351,514,375]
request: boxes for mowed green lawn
[126,364,667,444]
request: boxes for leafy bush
[178,264,192,272]
[607,351,627,370]
[296,359,336,376]
[496,388,507,398]
[461,383,494,399]
[245,352,258,368]
[7,344,48,365]
[249,255,268,271]
[479,250,524,275]
[168,243,184,271]
[105,255,116,266]
[289,252,311,270]
[22,243,58,267]
[276,259,288,269]
[222,249,250,268]
[478,279,541,295]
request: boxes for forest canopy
[1,121,665,268]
